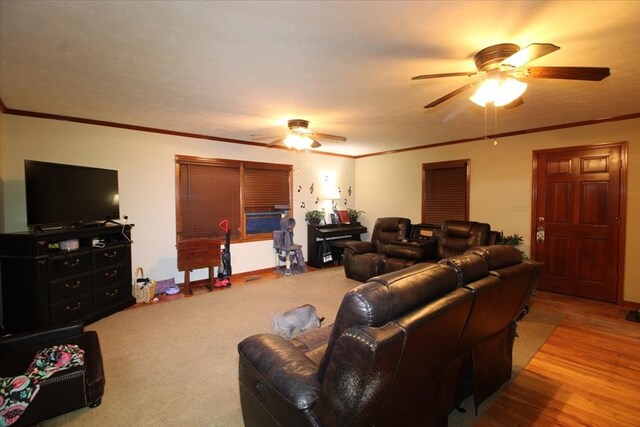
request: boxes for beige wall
[354,118,640,303]
[0,114,356,283]
[2,114,638,304]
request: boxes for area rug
[43,268,562,426]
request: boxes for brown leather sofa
[238,245,541,426]
[342,217,434,282]
[343,218,497,282]
[0,322,105,426]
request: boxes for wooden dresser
[0,225,135,333]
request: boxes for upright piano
[307,223,367,268]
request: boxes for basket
[133,267,157,303]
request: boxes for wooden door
[532,144,625,303]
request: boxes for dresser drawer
[49,272,92,303]
[94,264,126,288]
[94,281,129,308]
[49,293,93,325]
[49,251,92,280]
[94,245,127,268]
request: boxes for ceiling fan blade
[412,71,478,80]
[523,66,611,81]
[424,82,477,109]
[266,138,284,147]
[313,132,347,142]
[503,96,524,109]
[311,139,321,149]
[501,43,560,68]
[251,132,282,140]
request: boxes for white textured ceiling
[1,1,639,156]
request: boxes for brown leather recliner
[0,322,105,426]
[343,217,433,282]
[237,246,542,426]
[435,220,495,259]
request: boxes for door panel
[580,182,607,224]
[576,237,606,282]
[533,145,621,303]
[545,182,572,223]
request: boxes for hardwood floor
[478,291,640,426]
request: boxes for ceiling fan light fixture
[469,78,500,107]
[284,132,313,150]
[494,78,527,107]
[469,75,527,107]
[292,126,312,136]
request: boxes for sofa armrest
[0,321,85,352]
[238,333,322,411]
[344,240,374,255]
[384,241,435,260]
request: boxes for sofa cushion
[381,257,421,274]
[439,253,489,287]
[465,245,522,270]
[378,287,474,424]
[384,242,429,259]
[342,251,385,282]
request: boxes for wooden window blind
[422,160,469,226]
[178,161,241,240]
[176,156,292,241]
[244,166,290,213]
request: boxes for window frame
[175,155,293,243]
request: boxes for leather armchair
[343,217,433,282]
[0,322,105,426]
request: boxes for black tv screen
[25,160,120,229]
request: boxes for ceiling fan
[412,43,611,109]
[251,119,347,150]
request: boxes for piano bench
[330,239,357,265]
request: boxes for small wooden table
[177,238,221,294]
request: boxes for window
[422,159,469,226]
[176,155,292,242]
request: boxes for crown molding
[1,100,638,160]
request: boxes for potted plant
[497,232,527,259]
[305,209,325,225]
[347,208,365,224]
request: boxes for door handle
[536,226,545,243]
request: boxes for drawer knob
[106,289,119,297]
[104,251,118,258]
[65,302,82,311]
[65,281,81,289]
[104,269,118,278]
[64,259,80,267]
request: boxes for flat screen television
[25,160,120,229]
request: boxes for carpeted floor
[44,268,561,426]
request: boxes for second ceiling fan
[252,119,346,150]
[412,43,611,109]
